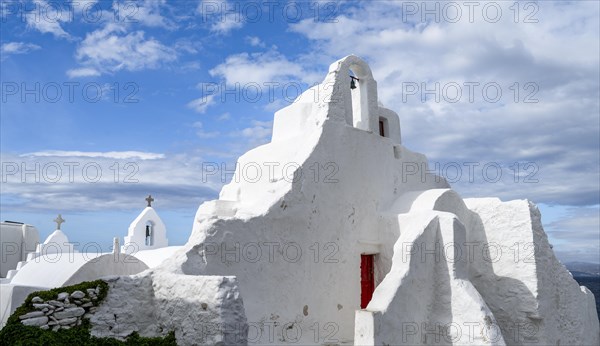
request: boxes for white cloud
[548,208,600,238]
[197,0,244,34]
[72,23,177,75]
[26,0,72,39]
[217,112,231,121]
[22,150,165,160]
[211,15,243,34]
[187,94,216,114]
[1,151,221,212]
[113,0,174,29]
[248,120,272,128]
[173,40,199,54]
[206,50,332,113]
[192,121,220,138]
[234,120,273,146]
[0,42,41,58]
[66,67,101,78]
[71,0,99,10]
[245,36,265,48]
[241,126,271,139]
[546,206,600,263]
[209,50,307,85]
[179,61,201,71]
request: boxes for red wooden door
[360,254,375,309]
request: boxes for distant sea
[574,276,600,318]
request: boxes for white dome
[42,229,69,245]
[35,230,76,255]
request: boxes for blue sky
[1,0,599,263]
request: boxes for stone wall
[18,286,101,331]
[9,272,248,345]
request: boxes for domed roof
[42,229,69,245]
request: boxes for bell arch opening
[145,220,154,246]
[349,67,371,131]
[328,56,379,133]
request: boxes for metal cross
[54,214,65,230]
[145,195,154,207]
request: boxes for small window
[378,117,389,137]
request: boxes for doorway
[360,254,375,309]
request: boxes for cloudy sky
[1,0,598,263]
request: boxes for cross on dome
[54,214,65,230]
[145,195,154,207]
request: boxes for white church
[1,56,598,345]
[0,195,181,328]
